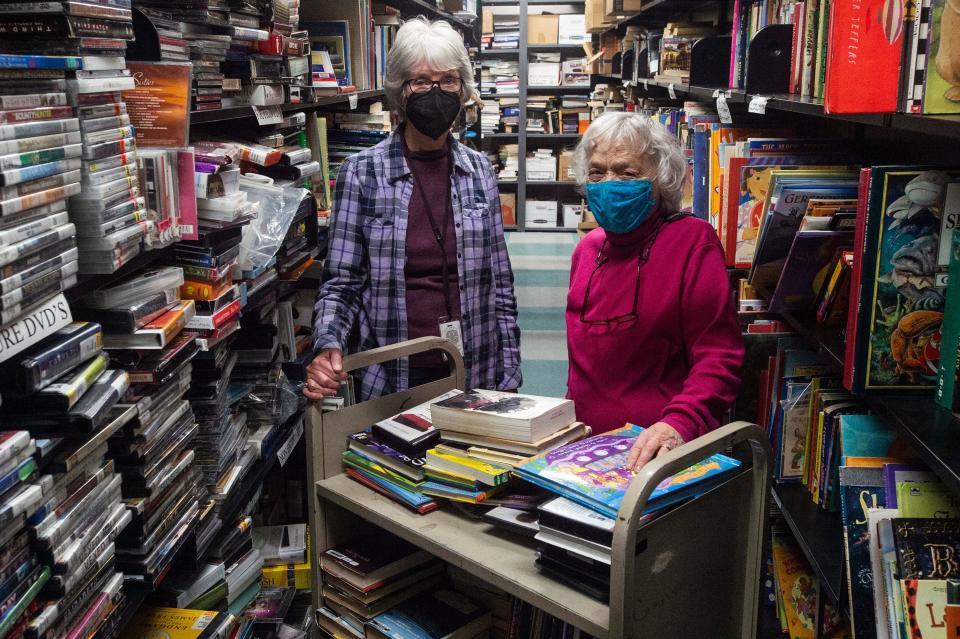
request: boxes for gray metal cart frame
[306,337,771,638]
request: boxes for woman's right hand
[304,348,348,400]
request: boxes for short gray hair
[572,112,688,211]
[384,17,476,116]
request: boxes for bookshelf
[189,90,387,124]
[480,0,587,231]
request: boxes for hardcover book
[365,589,491,639]
[894,518,960,579]
[430,389,576,444]
[320,530,434,593]
[839,465,886,638]
[848,168,960,393]
[514,424,741,518]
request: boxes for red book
[842,167,873,391]
[823,0,904,113]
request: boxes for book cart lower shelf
[306,337,773,639]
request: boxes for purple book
[347,430,426,481]
[768,230,852,314]
[882,463,936,509]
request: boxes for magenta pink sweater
[565,213,744,442]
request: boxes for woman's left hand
[625,422,685,472]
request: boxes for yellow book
[425,449,511,486]
[262,527,312,590]
[771,536,817,639]
[120,606,226,639]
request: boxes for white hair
[384,17,476,116]
[572,112,688,211]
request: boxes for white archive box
[562,203,584,228]
[526,200,558,228]
[528,62,561,86]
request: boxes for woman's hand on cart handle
[625,422,685,472]
[304,348,348,400]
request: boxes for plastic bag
[238,174,309,270]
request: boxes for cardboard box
[558,150,575,182]
[585,0,606,32]
[499,192,516,226]
[562,203,584,228]
[558,14,588,44]
[604,0,641,19]
[482,8,493,35]
[528,62,560,86]
[526,200,559,228]
[528,14,559,44]
[443,0,464,11]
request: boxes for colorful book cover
[921,0,960,114]
[883,463,937,508]
[823,0,904,113]
[897,481,960,518]
[894,518,960,579]
[119,607,224,639]
[839,414,901,463]
[852,168,960,392]
[768,230,853,314]
[902,579,949,637]
[343,467,437,514]
[771,535,817,638]
[839,465,886,638]
[514,424,741,519]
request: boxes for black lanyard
[412,152,455,319]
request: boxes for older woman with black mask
[304,17,522,402]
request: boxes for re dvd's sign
[0,293,72,364]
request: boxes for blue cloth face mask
[585,179,657,234]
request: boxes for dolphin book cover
[514,424,741,519]
[854,168,960,392]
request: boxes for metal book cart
[306,337,772,639]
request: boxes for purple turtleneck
[565,211,744,442]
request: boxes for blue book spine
[692,129,709,220]
[0,54,81,70]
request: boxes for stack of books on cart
[341,389,590,513]
[339,388,746,605]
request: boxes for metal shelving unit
[479,0,587,231]
[190,89,386,124]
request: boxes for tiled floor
[506,231,577,399]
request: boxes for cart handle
[608,421,770,637]
[340,336,466,388]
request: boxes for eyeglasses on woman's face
[406,75,462,93]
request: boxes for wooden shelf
[190,90,386,124]
[317,474,610,638]
[771,483,845,605]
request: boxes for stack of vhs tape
[192,142,258,228]
[0,54,83,329]
[67,70,144,276]
[0,319,135,639]
[0,2,147,276]
[0,430,50,639]
[137,7,191,63]
[248,112,319,187]
[73,266,201,590]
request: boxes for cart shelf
[316,473,611,638]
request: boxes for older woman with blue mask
[304,17,522,402]
[565,112,744,471]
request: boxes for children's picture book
[839,465,886,637]
[850,168,960,392]
[771,535,817,638]
[921,0,960,114]
[514,424,741,518]
[768,229,853,314]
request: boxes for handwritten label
[748,95,769,114]
[668,83,677,100]
[348,93,358,109]
[253,105,282,126]
[716,93,732,124]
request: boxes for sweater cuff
[658,412,699,444]
[313,332,343,355]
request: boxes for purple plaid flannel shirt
[313,132,522,401]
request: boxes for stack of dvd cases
[247,112,319,188]
[0,319,134,639]
[0,1,147,276]
[73,266,202,590]
[0,54,83,330]
[0,430,51,639]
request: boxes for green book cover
[187,580,228,611]
[897,480,960,518]
[937,227,960,410]
[342,450,424,492]
[228,582,260,616]
[814,0,831,99]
